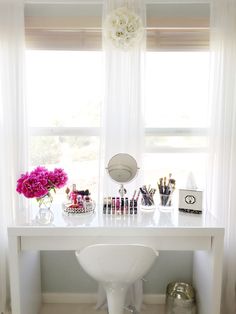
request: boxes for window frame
[25,5,209,160]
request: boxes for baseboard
[143,294,166,304]
[42,292,166,305]
[42,293,97,304]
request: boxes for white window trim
[30,127,208,153]
[30,127,100,136]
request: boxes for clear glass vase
[36,193,54,225]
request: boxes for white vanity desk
[8,208,224,314]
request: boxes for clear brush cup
[159,192,174,211]
[140,197,156,212]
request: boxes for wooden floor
[40,303,165,314]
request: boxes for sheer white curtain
[99,0,146,199]
[0,0,28,312]
[97,0,145,311]
[208,0,236,313]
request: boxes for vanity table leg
[8,235,41,314]
[193,233,224,314]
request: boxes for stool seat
[75,244,158,314]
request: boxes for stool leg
[104,283,129,314]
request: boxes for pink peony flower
[31,166,50,189]
[16,166,68,199]
[16,173,29,194]
[48,168,68,189]
[21,176,48,198]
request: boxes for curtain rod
[25,0,210,4]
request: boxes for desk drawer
[21,235,212,251]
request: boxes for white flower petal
[103,6,144,50]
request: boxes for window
[143,3,210,189]
[26,50,104,197]
[144,51,209,188]
[25,3,210,199]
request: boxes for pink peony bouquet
[16,166,68,199]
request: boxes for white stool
[75,244,158,314]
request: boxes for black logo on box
[185,195,196,205]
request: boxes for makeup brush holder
[140,197,156,212]
[159,193,174,211]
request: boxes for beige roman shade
[24,3,209,51]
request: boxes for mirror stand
[103,153,139,215]
[118,184,127,198]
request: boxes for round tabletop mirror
[107,153,138,184]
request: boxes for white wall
[41,251,193,294]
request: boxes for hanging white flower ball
[103,7,144,50]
